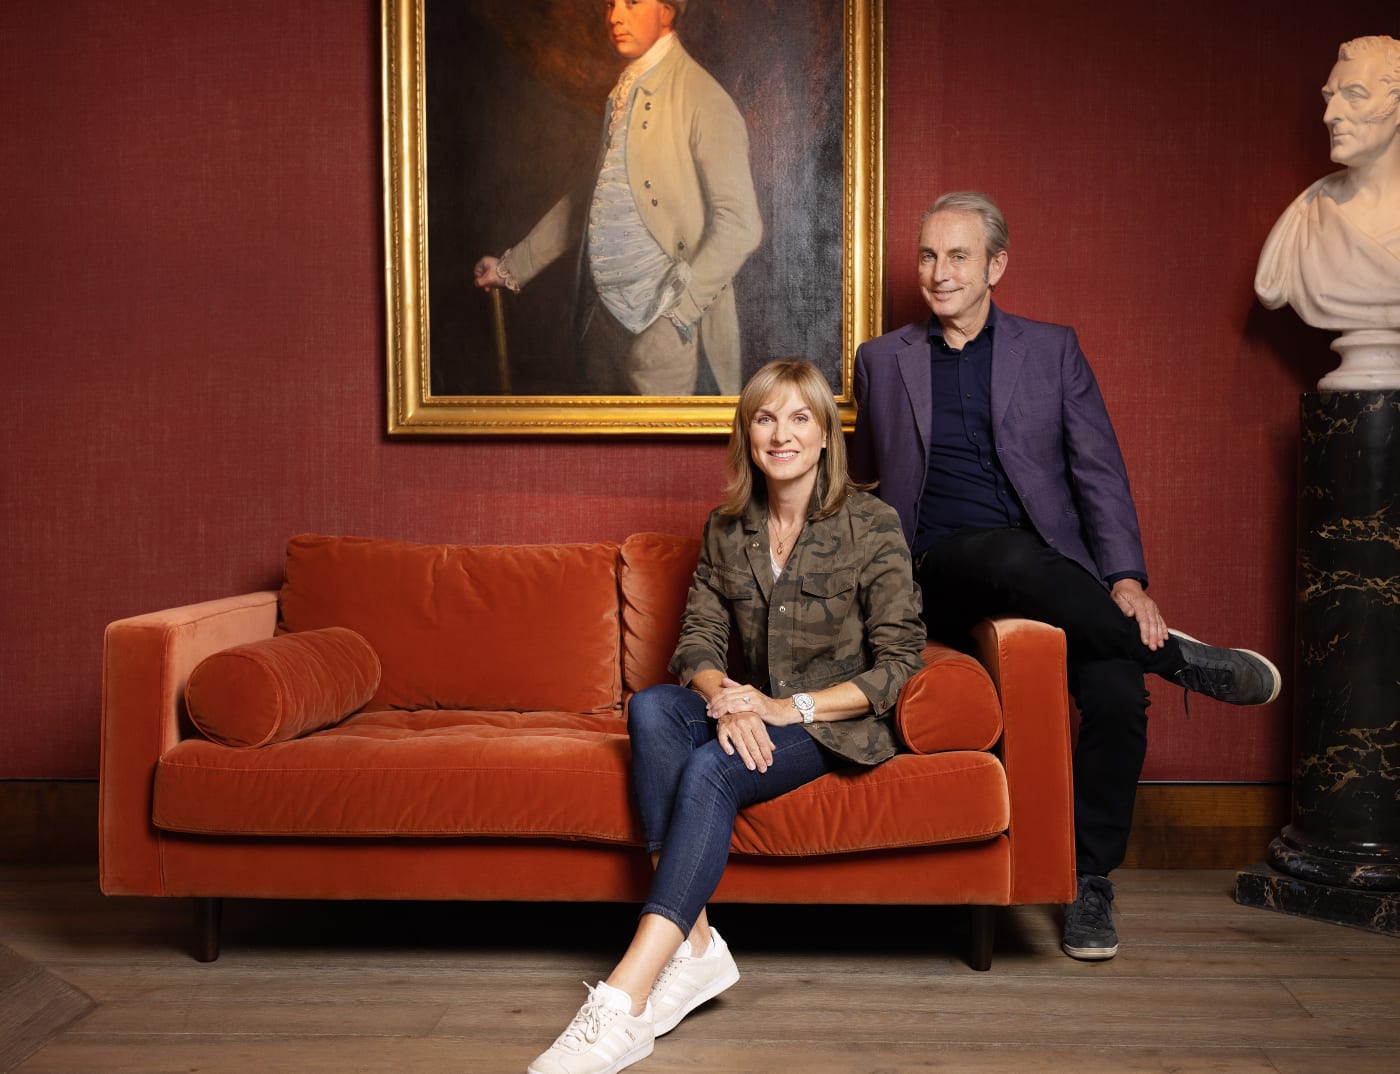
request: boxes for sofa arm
[100,592,279,896]
[972,617,1076,905]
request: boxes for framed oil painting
[382,0,884,435]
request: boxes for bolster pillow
[185,627,381,748]
[894,643,1003,754]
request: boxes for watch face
[795,692,815,724]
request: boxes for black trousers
[916,527,1183,876]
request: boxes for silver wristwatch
[792,692,816,725]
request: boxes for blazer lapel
[895,320,934,452]
[990,311,1028,437]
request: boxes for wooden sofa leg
[966,905,995,971]
[194,897,222,963]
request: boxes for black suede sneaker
[1062,874,1119,961]
[1169,630,1282,707]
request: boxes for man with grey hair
[1256,35,1400,332]
[852,190,1283,962]
[474,0,762,397]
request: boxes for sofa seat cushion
[730,751,1008,855]
[153,710,1010,854]
[154,709,638,842]
[277,534,623,715]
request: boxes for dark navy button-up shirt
[913,305,1029,557]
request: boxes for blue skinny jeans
[627,683,839,936]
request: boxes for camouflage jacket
[669,489,925,765]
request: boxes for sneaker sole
[1169,629,1282,705]
[1062,940,1119,961]
[654,963,741,1037]
[526,1037,654,1074]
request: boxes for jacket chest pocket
[714,566,765,664]
[714,566,759,603]
[797,567,858,646]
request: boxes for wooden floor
[2,866,1397,1073]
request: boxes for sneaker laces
[1176,662,1232,702]
[1067,879,1113,929]
[652,955,684,997]
[1177,662,1239,717]
[1175,661,1235,717]
[555,984,612,1048]
[1171,633,1228,716]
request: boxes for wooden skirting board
[0,779,1289,869]
[0,780,99,865]
[1119,783,1288,869]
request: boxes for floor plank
[0,943,95,1072]
[2,866,1397,1073]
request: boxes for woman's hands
[706,676,793,724]
[706,676,798,773]
[693,673,871,772]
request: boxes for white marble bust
[1255,35,1400,389]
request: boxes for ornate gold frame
[382,0,884,436]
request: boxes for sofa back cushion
[278,534,623,714]
[619,532,701,693]
[185,627,381,748]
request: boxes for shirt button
[651,198,658,206]
[778,605,786,613]
[644,179,653,188]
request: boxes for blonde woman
[529,359,924,1074]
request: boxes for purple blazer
[848,310,1148,587]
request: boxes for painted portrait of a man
[423,0,847,399]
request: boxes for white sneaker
[527,981,654,1074]
[648,927,741,1036]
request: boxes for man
[1255,35,1400,333]
[474,0,762,396]
[850,191,1282,961]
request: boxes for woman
[528,359,925,1074]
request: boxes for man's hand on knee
[1111,579,1168,651]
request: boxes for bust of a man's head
[1254,34,1400,384]
[1323,35,1400,172]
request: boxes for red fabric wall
[0,2,1388,778]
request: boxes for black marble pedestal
[1235,391,1400,936]
[1236,863,1400,934]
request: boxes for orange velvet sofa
[100,532,1075,968]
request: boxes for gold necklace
[768,514,803,556]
